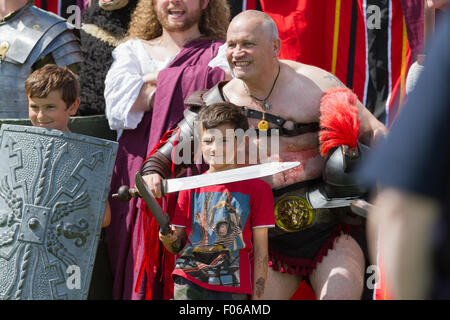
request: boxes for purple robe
[106,39,225,300]
[401,0,425,60]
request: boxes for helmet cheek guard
[306,142,370,210]
[322,142,369,198]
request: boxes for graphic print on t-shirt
[176,190,250,287]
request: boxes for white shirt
[104,38,229,138]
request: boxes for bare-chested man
[142,10,387,299]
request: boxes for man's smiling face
[154,0,209,33]
[226,17,278,81]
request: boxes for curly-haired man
[104,0,232,300]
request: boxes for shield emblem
[0,125,118,300]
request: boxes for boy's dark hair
[25,64,80,108]
[197,102,249,131]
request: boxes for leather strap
[244,108,319,136]
[185,81,320,137]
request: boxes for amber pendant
[258,119,269,130]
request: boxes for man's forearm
[141,150,173,178]
[371,189,440,299]
[131,82,156,113]
[357,101,388,146]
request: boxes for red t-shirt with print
[171,178,275,295]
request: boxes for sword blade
[163,162,300,194]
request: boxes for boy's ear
[68,97,80,116]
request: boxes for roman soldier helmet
[313,87,369,201]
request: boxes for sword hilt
[350,199,375,218]
[134,172,170,235]
[112,185,141,202]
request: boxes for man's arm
[369,189,440,299]
[320,70,388,145]
[427,0,450,9]
[252,227,269,300]
[141,105,201,197]
[131,71,159,112]
[104,41,158,130]
[355,100,388,145]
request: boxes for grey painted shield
[0,125,117,300]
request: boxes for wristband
[147,90,155,107]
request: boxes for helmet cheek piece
[321,142,370,199]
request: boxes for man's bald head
[226,10,281,81]
[229,10,279,41]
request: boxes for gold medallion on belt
[0,41,10,62]
[274,196,315,232]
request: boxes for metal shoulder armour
[142,82,228,177]
[0,5,83,119]
[0,124,118,300]
[158,106,200,160]
[164,82,227,160]
[141,106,202,178]
[39,27,83,67]
[183,81,228,108]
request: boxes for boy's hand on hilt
[159,226,181,254]
[159,226,176,243]
[143,173,163,198]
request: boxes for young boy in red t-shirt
[159,102,275,300]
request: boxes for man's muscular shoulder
[282,60,345,92]
[285,60,388,144]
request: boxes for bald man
[142,10,387,300]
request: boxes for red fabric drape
[34,0,60,15]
